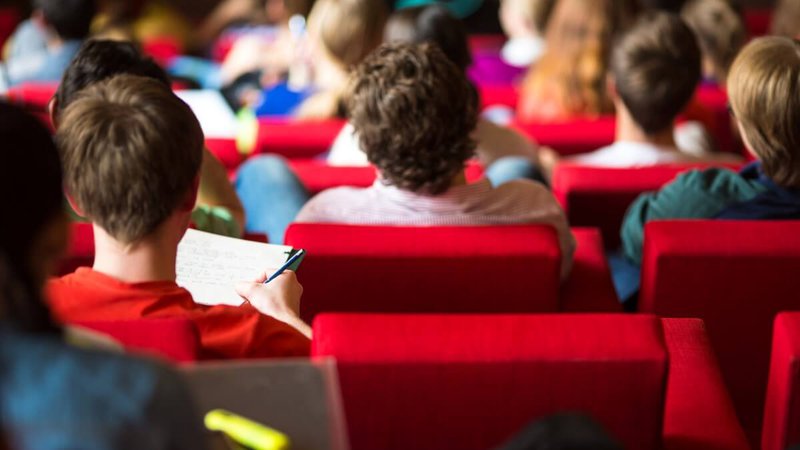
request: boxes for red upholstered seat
[74,318,200,362]
[512,116,617,155]
[254,118,345,159]
[551,163,740,249]
[762,312,800,450]
[479,84,519,109]
[205,138,245,172]
[5,82,58,110]
[744,8,773,37]
[285,224,562,322]
[0,7,21,50]
[640,220,800,444]
[312,313,748,450]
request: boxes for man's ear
[180,176,200,212]
[48,97,59,129]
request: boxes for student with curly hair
[294,43,575,278]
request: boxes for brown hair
[728,37,800,188]
[518,0,639,121]
[56,74,204,243]
[681,0,745,83]
[308,0,387,68]
[612,12,701,134]
[346,43,478,195]
[771,0,800,38]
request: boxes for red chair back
[640,220,800,444]
[254,118,345,159]
[75,318,200,362]
[512,117,616,155]
[552,163,740,249]
[762,312,800,450]
[0,7,21,50]
[285,224,562,322]
[312,313,668,450]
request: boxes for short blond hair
[308,0,387,68]
[728,37,800,187]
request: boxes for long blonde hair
[518,0,638,121]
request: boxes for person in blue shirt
[1,0,96,88]
[0,101,208,450]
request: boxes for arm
[235,270,312,339]
[198,147,245,236]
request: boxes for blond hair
[518,0,638,121]
[728,37,800,187]
[681,0,745,84]
[307,0,387,68]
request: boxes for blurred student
[616,37,800,300]
[681,0,746,86]
[770,0,800,38]
[0,102,207,450]
[517,0,639,122]
[47,75,312,358]
[294,0,387,119]
[1,0,96,88]
[498,0,555,68]
[52,39,245,237]
[297,43,575,278]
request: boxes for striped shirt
[296,178,576,278]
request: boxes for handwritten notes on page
[177,229,293,306]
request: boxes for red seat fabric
[0,7,21,50]
[205,138,245,172]
[467,34,506,53]
[551,163,740,249]
[762,312,800,450]
[312,313,669,450]
[5,82,59,110]
[254,118,345,159]
[512,117,616,155]
[640,220,800,444]
[73,318,200,362]
[562,228,620,312]
[744,9,773,37]
[140,36,183,66]
[479,84,519,110]
[285,224,562,322]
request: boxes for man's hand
[235,270,312,338]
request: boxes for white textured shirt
[296,178,576,278]
[569,141,700,167]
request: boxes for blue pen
[264,249,306,284]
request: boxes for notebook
[183,358,349,450]
[175,90,238,139]
[176,229,304,306]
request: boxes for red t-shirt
[47,268,310,359]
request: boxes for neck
[615,102,676,148]
[91,220,184,284]
[450,170,468,188]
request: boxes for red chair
[467,34,506,53]
[0,7,21,50]
[253,118,346,159]
[74,318,200,362]
[479,84,520,110]
[512,117,617,156]
[744,8,773,37]
[285,224,562,322]
[640,220,800,444]
[205,137,245,172]
[762,312,800,450]
[312,313,748,450]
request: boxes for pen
[264,249,306,284]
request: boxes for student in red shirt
[47,74,311,359]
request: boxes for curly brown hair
[346,43,478,195]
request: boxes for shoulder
[672,167,764,197]
[296,186,375,222]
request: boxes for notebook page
[175,90,238,139]
[177,229,292,306]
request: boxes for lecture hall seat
[551,162,741,249]
[74,318,201,362]
[311,313,749,450]
[762,312,800,450]
[284,224,619,323]
[640,220,800,445]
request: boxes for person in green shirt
[615,36,800,303]
[52,39,244,238]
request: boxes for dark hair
[611,12,701,134]
[384,5,472,71]
[34,0,97,40]
[0,102,63,334]
[57,75,204,243]
[681,0,746,83]
[347,43,478,195]
[496,413,622,450]
[55,39,170,118]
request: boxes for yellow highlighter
[205,409,291,450]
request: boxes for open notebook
[176,229,304,306]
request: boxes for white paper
[175,90,238,139]
[176,229,293,306]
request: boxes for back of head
[55,39,170,119]
[56,75,204,244]
[308,0,388,68]
[34,0,97,41]
[384,5,472,71]
[501,0,556,37]
[681,0,745,83]
[0,102,63,334]
[612,12,701,134]
[771,0,800,38]
[728,37,800,187]
[346,43,477,195]
[523,0,639,117]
